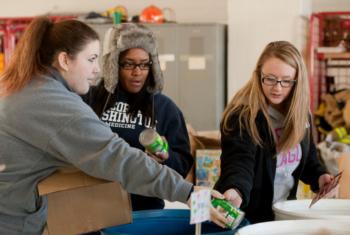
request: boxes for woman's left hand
[149,151,169,163]
[148,136,169,163]
[318,173,333,189]
[318,173,336,197]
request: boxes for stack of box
[187,125,221,188]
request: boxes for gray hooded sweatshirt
[0,69,192,234]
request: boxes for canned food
[139,128,168,154]
[211,198,245,229]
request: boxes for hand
[146,136,169,163]
[186,186,230,229]
[148,151,169,163]
[223,188,242,208]
[318,173,337,198]
[318,173,333,190]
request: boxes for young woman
[0,17,226,234]
[214,41,333,223]
[84,23,193,211]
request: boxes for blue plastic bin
[101,209,248,235]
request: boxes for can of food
[139,128,168,154]
[211,198,245,229]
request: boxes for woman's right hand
[186,186,231,228]
[223,188,243,208]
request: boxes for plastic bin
[273,199,350,220]
[236,219,350,235]
[101,209,249,235]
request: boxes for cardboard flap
[193,135,220,149]
[38,168,108,195]
[337,154,350,198]
[46,182,132,235]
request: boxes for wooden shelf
[318,52,350,60]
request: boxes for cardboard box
[38,168,132,235]
[336,154,350,198]
[186,125,221,185]
[196,149,221,188]
[191,131,221,152]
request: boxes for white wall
[312,0,350,12]
[2,0,350,102]
[0,0,228,23]
[227,0,350,100]
[227,0,311,100]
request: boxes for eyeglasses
[261,74,296,88]
[119,61,153,70]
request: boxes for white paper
[188,56,206,70]
[158,54,175,71]
[159,54,175,62]
[190,189,211,224]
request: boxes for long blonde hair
[222,41,309,153]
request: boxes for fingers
[319,174,333,188]
[146,151,168,163]
[210,206,228,229]
[224,188,242,208]
[149,155,163,163]
[211,189,225,199]
[155,152,169,161]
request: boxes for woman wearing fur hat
[214,41,333,223]
[84,23,193,211]
[0,18,228,234]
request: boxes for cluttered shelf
[318,52,350,60]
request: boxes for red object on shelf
[342,20,350,29]
[0,16,76,70]
[139,5,164,23]
[308,12,350,113]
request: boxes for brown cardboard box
[336,154,350,198]
[196,149,221,188]
[186,125,221,184]
[38,168,132,235]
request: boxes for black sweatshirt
[214,111,327,223]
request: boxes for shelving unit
[308,12,350,142]
[318,52,350,60]
[0,16,76,73]
[308,12,350,112]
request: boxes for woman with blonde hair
[215,41,333,223]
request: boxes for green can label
[211,198,245,229]
[139,128,168,154]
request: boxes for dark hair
[0,16,99,96]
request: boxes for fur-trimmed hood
[102,23,163,94]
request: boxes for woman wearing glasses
[85,23,193,211]
[214,41,332,223]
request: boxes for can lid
[139,128,158,146]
